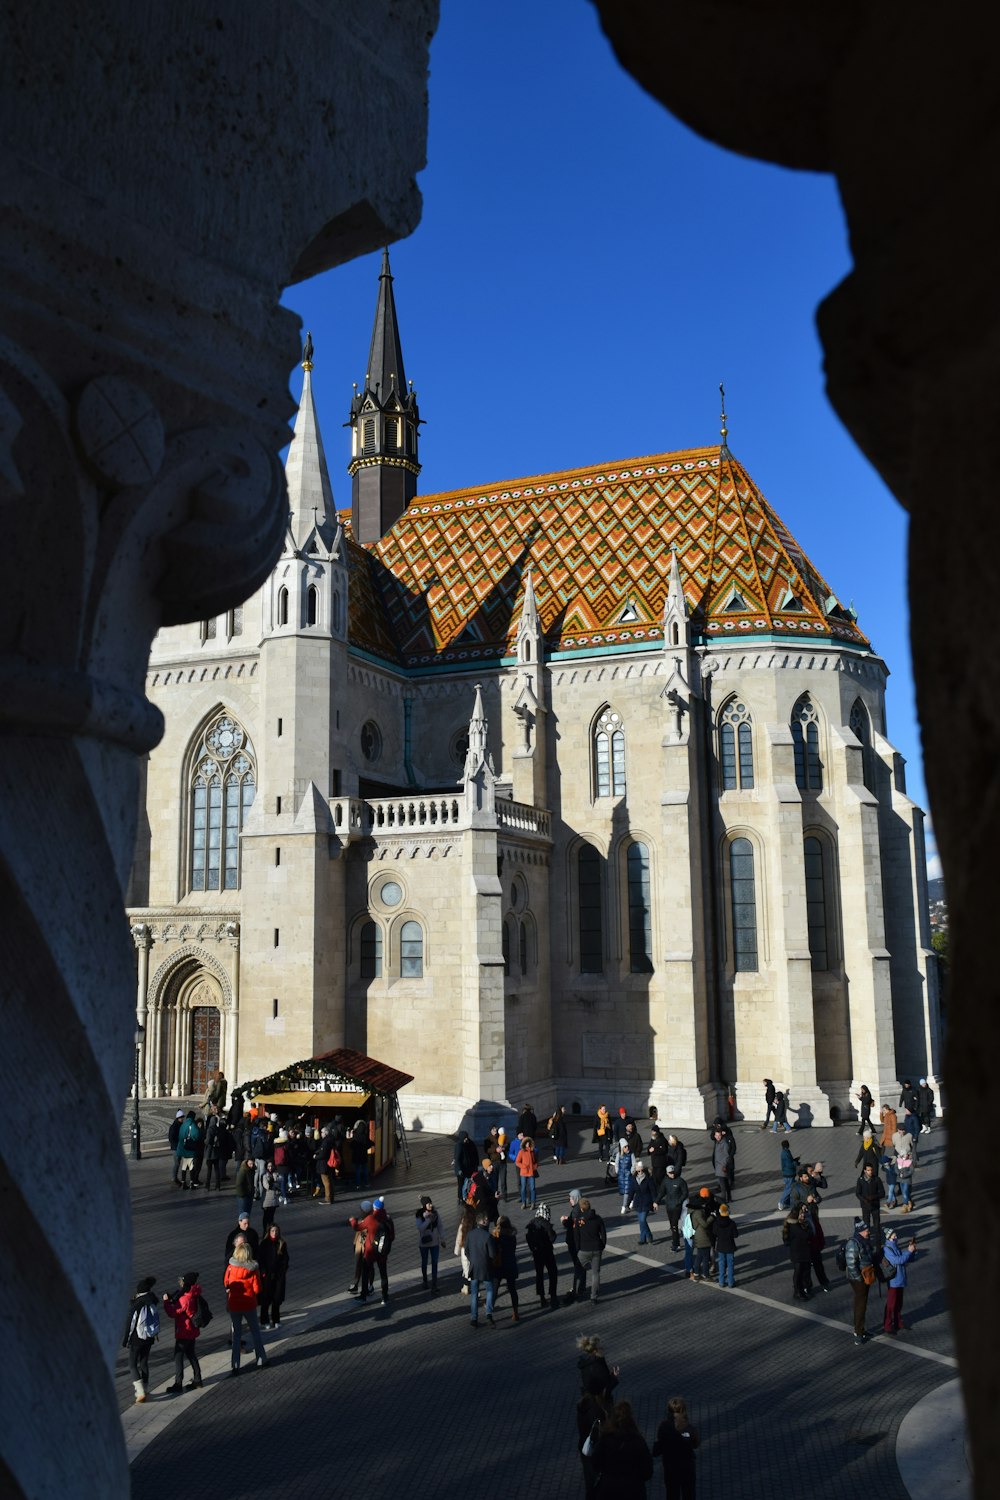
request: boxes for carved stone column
[0,4,437,1495]
[131,923,152,1096]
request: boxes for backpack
[135,1299,160,1341]
[374,1216,395,1256]
[834,1242,848,1273]
[191,1293,213,1329]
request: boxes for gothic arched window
[400,920,424,978]
[578,843,604,973]
[729,837,758,972]
[627,841,653,973]
[307,586,318,626]
[804,836,829,972]
[519,920,528,976]
[502,920,511,977]
[719,699,754,790]
[594,707,626,798]
[189,712,256,892]
[791,695,823,792]
[850,698,876,793]
[277,587,289,627]
[360,920,382,978]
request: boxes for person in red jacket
[349,1196,395,1304]
[162,1271,204,1392]
[223,1240,267,1373]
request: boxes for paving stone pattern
[124,1110,954,1499]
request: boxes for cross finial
[302,330,314,371]
[719,381,728,446]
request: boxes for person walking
[616,1137,636,1215]
[224,1211,260,1263]
[175,1110,203,1189]
[202,1112,223,1191]
[591,1401,653,1500]
[652,1396,700,1500]
[593,1105,613,1162]
[879,1103,898,1151]
[711,1203,738,1288]
[854,1128,881,1175]
[658,1164,689,1254]
[570,1196,608,1303]
[515,1136,539,1210]
[647,1128,669,1196]
[917,1077,935,1131]
[491,1214,521,1322]
[856,1163,885,1233]
[258,1223,289,1329]
[895,1147,915,1212]
[526,1201,559,1307]
[881,1226,918,1334]
[167,1111,185,1185]
[123,1276,159,1404]
[223,1240,267,1373]
[415,1194,444,1292]
[495,1128,510,1203]
[453,1202,476,1297]
[162,1271,204,1392]
[562,1188,584,1303]
[628,1160,657,1244]
[761,1078,776,1130]
[549,1105,569,1165]
[689,1190,714,1283]
[844,1218,877,1345]
[855,1083,874,1135]
[783,1206,814,1300]
[465,1211,498,1327]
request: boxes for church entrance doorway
[190,1004,221,1098]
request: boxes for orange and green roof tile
[344,446,868,670]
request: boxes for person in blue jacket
[881,1226,918,1334]
[777,1140,799,1210]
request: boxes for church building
[127,251,941,1131]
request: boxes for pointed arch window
[850,698,876,793]
[502,920,511,978]
[627,842,653,973]
[719,699,754,790]
[578,843,604,973]
[307,585,318,626]
[519,920,528,976]
[277,588,289,627]
[804,836,829,972]
[730,837,758,972]
[360,920,382,978]
[189,712,256,892]
[791,695,823,791]
[594,708,626,798]
[400,921,424,978]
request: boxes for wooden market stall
[240,1047,414,1175]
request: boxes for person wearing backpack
[844,1219,878,1345]
[123,1276,159,1404]
[350,1195,394,1303]
[162,1271,204,1392]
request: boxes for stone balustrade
[329,793,551,840]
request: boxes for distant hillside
[928,878,946,905]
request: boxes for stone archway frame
[147,945,235,1096]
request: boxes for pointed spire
[365,247,408,401]
[285,345,336,551]
[467,683,488,762]
[663,549,691,651]
[462,683,496,820]
[520,569,539,631]
[719,381,731,458]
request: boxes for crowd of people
[128,1067,931,1490]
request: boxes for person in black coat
[856,1164,885,1232]
[664,1135,687,1173]
[167,1110,184,1184]
[652,1396,700,1500]
[917,1078,935,1131]
[783,1207,814,1300]
[591,1402,653,1500]
[647,1129,669,1193]
[899,1079,919,1115]
[224,1213,260,1263]
[761,1078,777,1130]
[525,1202,559,1306]
[517,1103,538,1140]
[657,1165,689,1252]
[226,1088,245,1127]
[710,1203,739,1287]
[855,1083,874,1135]
[258,1223,289,1328]
[453,1131,479,1202]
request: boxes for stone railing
[329,793,551,840]
[496,797,552,839]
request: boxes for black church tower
[348,248,421,543]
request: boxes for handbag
[582,1421,600,1458]
[861,1262,876,1285]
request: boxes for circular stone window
[379,880,403,908]
[360,721,382,762]
[451,730,470,768]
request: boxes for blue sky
[282,2,934,869]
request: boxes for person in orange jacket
[223,1238,267,1373]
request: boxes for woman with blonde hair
[652,1397,700,1500]
[223,1239,267,1373]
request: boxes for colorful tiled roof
[345,447,868,669]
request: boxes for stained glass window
[189,713,256,892]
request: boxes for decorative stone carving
[0,3,437,1495]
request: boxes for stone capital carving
[130,922,152,952]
